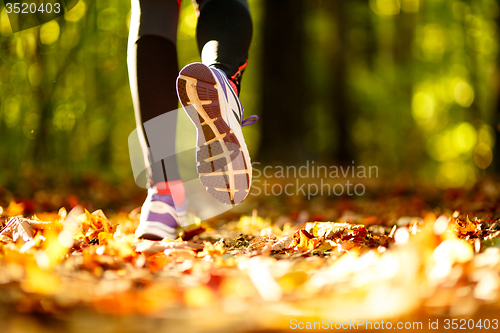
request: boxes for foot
[135,188,187,240]
[176,63,258,205]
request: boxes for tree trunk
[257,0,308,164]
[327,0,353,164]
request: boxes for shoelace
[212,67,259,128]
[242,115,259,127]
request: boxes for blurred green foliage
[300,0,500,189]
[351,0,499,187]
[0,0,134,194]
[0,0,499,197]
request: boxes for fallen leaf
[271,236,292,251]
[289,229,320,251]
[164,248,196,262]
[0,217,34,242]
[4,201,25,216]
[197,241,226,257]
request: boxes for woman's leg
[129,0,185,240]
[128,0,181,186]
[196,0,252,94]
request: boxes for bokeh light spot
[370,0,401,16]
[437,161,467,188]
[422,24,446,62]
[453,122,476,154]
[28,63,42,87]
[401,0,419,13]
[474,143,493,169]
[97,8,119,31]
[53,105,76,132]
[40,21,60,45]
[65,1,87,22]
[3,97,21,128]
[478,124,495,147]
[454,81,474,107]
[412,91,435,123]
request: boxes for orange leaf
[454,216,478,236]
[289,229,320,251]
[147,252,171,273]
[4,201,25,216]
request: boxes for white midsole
[135,221,177,239]
[211,69,253,190]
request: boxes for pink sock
[155,180,186,206]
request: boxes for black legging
[128,0,252,185]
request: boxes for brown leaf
[180,226,206,240]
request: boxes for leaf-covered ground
[1,180,500,333]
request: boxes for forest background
[0,0,499,209]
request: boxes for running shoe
[177,63,258,205]
[135,188,187,240]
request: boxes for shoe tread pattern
[177,63,250,204]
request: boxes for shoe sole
[177,63,250,205]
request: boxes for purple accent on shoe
[152,193,175,206]
[145,194,180,229]
[211,67,259,128]
[147,211,179,229]
[242,115,259,127]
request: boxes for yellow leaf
[21,263,61,295]
[33,212,61,223]
[98,232,114,245]
[197,241,226,257]
[5,201,24,216]
[107,239,136,258]
[183,285,215,307]
[43,228,68,267]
